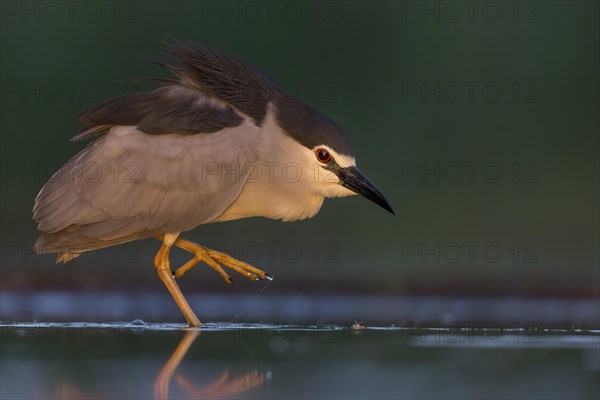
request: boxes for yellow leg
[154,233,201,327]
[174,238,272,282]
[155,235,272,284]
[174,245,233,284]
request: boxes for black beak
[335,167,395,215]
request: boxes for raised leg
[174,237,272,282]
[154,233,201,327]
[155,235,272,285]
[173,242,233,283]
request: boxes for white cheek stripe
[311,144,356,168]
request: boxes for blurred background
[0,0,598,327]
[1,2,599,400]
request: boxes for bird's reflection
[54,330,267,400]
[154,330,267,400]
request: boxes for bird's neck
[213,106,325,223]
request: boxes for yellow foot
[156,236,272,285]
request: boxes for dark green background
[1,1,598,304]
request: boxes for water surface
[1,322,598,399]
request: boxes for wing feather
[75,86,244,140]
[34,121,260,254]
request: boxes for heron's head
[273,93,395,215]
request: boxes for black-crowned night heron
[33,39,394,327]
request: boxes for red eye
[316,148,331,163]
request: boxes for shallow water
[1,322,598,399]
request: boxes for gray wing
[34,117,260,254]
[33,40,274,256]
